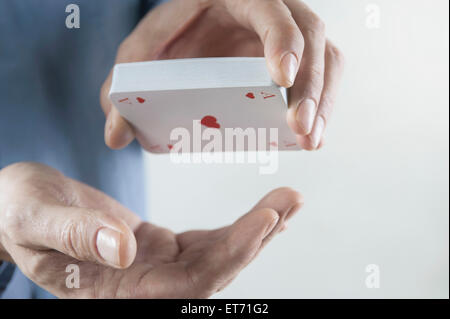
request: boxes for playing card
[109,58,300,154]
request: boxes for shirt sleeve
[0,262,16,297]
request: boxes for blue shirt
[0,0,163,298]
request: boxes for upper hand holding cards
[109,58,300,154]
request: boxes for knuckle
[320,95,335,111]
[1,205,24,243]
[0,162,27,176]
[322,93,335,106]
[328,43,345,67]
[305,65,325,91]
[309,64,324,79]
[309,14,326,33]
[1,202,39,244]
[303,14,326,38]
[60,221,76,257]
[60,217,92,260]
[314,19,326,35]
[318,100,334,120]
[283,23,302,40]
[1,162,65,195]
[0,162,40,186]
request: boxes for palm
[72,222,227,298]
[68,202,286,299]
[37,191,300,298]
[7,165,301,298]
[42,209,285,298]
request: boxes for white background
[144,0,449,298]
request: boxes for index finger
[224,0,304,87]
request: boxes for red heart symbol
[201,115,221,129]
[136,97,146,104]
[246,92,255,99]
[167,144,173,150]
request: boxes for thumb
[21,205,137,269]
[102,0,210,150]
[188,208,279,296]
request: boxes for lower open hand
[0,163,303,298]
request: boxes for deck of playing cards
[109,57,300,154]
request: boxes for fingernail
[296,99,317,135]
[310,116,325,149]
[280,53,298,87]
[97,228,121,267]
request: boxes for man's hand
[100,0,345,152]
[0,163,303,298]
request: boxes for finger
[185,188,304,296]
[300,41,345,150]
[187,208,279,297]
[100,0,210,150]
[178,187,303,250]
[285,0,326,135]
[214,188,304,293]
[69,179,142,229]
[177,227,228,251]
[133,222,179,264]
[224,0,304,87]
[251,187,303,213]
[296,133,325,151]
[130,0,211,59]
[9,205,137,269]
[104,107,135,150]
[249,187,303,246]
[100,70,135,150]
